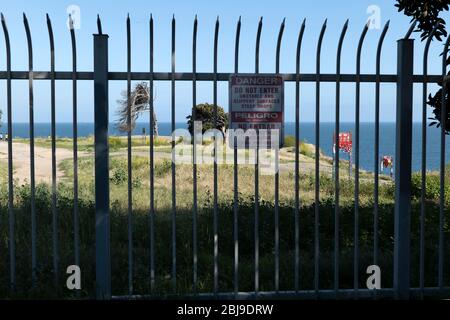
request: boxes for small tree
[396,0,450,133]
[0,109,3,129]
[116,82,158,136]
[186,103,228,140]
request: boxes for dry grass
[58,151,396,215]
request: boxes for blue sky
[0,0,449,123]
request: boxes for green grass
[0,181,449,298]
[284,135,316,158]
[56,155,401,210]
[0,161,7,185]
[1,139,450,298]
[14,135,171,152]
[15,136,95,152]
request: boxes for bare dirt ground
[0,141,81,184]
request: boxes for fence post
[394,38,414,300]
[94,33,111,299]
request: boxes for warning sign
[229,74,284,149]
[334,132,352,153]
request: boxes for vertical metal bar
[394,38,414,300]
[439,87,446,289]
[404,21,417,41]
[97,15,103,35]
[439,35,450,290]
[69,15,80,288]
[126,13,134,296]
[46,14,58,289]
[374,22,389,275]
[94,30,111,300]
[213,16,220,296]
[334,20,348,296]
[1,13,15,291]
[274,18,285,294]
[23,14,37,288]
[295,19,306,293]
[420,22,439,298]
[233,16,241,297]
[315,20,327,294]
[171,15,177,293]
[354,22,369,296]
[149,14,155,293]
[192,14,198,295]
[254,17,262,295]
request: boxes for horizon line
[5,121,430,124]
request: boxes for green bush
[284,135,296,148]
[411,172,446,201]
[132,178,142,189]
[145,136,171,147]
[0,184,449,298]
[284,136,315,158]
[154,160,171,177]
[131,157,149,171]
[300,142,315,158]
[111,166,127,185]
[426,175,442,200]
[109,136,127,150]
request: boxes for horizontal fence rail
[0,71,444,82]
[0,13,450,300]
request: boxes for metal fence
[1,13,450,300]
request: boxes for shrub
[146,136,171,147]
[109,136,127,150]
[411,173,422,199]
[426,175,441,200]
[300,142,315,158]
[412,172,443,200]
[131,157,149,171]
[111,166,127,185]
[154,160,172,177]
[284,136,315,158]
[284,135,296,148]
[132,177,142,189]
[186,103,228,136]
[0,183,449,298]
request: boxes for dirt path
[0,141,80,184]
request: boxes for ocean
[3,122,450,172]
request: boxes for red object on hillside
[382,155,393,168]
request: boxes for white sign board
[229,74,284,149]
